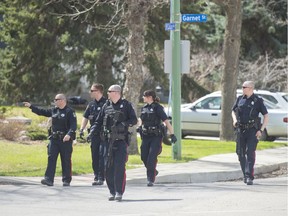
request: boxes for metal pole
[170,0,181,160]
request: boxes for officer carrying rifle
[23,93,77,187]
[87,85,137,201]
[232,81,268,186]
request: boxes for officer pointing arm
[23,94,77,187]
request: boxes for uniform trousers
[45,138,73,183]
[237,127,258,180]
[91,135,105,181]
[141,135,162,182]
[105,140,128,195]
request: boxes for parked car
[278,92,288,103]
[253,90,287,110]
[165,91,288,141]
[68,96,87,105]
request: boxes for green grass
[1,106,287,177]
[0,138,286,177]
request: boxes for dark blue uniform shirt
[140,102,168,126]
[30,105,77,137]
[83,97,107,125]
[232,94,268,124]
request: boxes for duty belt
[238,120,256,129]
[142,126,161,136]
[49,131,66,140]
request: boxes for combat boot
[63,182,70,186]
[108,194,115,201]
[147,181,154,187]
[115,192,122,201]
[41,179,53,186]
[247,178,253,185]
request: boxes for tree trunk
[220,0,242,141]
[123,0,152,154]
[96,50,115,87]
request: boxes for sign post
[170,0,181,160]
[166,6,207,160]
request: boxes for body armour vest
[141,103,162,127]
[103,100,127,132]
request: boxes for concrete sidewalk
[0,147,287,186]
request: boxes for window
[195,97,221,110]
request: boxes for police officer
[23,94,77,186]
[139,90,177,187]
[79,83,107,186]
[232,81,268,185]
[88,85,137,201]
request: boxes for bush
[0,106,12,119]
[26,125,48,140]
[0,121,25,141]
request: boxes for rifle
[106,111,123,169]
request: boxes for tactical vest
[141,103,162,128]
[103,100,127,132]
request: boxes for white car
[165,91,288,141]
[278,92,288,103]
[253,90,288,110]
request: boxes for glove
[79,129,84,139]
[86,133,92,143]
[170,134,177,143]
[136,126,142,133]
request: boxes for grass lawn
[1,105,287,177]
[0,138,286,177]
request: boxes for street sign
[165,23,176,31]
[182,14,207,23]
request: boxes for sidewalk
[0,147,287,186]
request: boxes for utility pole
[170,0,181,160]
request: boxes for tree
[211,0,242,141]
[0,1,125,104]
[122,0,154,154]
[0,1,73,104]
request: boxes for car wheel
[260,129,276,142]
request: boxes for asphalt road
[1,176,287,216]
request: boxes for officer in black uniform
[79,83,107,186]
[232,81,268,185]
[88,85,137,201]
[23,94,77,186]
[138,90,177,187]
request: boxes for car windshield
[282,94,288,102]
[256,94,278,104]
[262,98,281,109]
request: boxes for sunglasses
[242,86,250,89]
[108,90,118,93]
[90,89,98,92]
[54,98,62,101]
